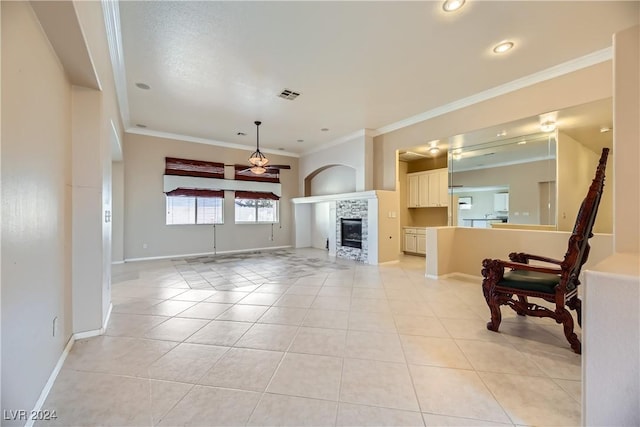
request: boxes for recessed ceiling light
[297,139,304,143]
[135,124,147,128]
[493,41,514,54]
[321,128,329,132]
[518,140,527,145]
[428,140,440,155]
[497,130,507,137]
[600,127,612,133]
[135,82,150,90]
[540,121,557,132]
[442,0,465,12]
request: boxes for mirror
[398,98,613,233]
[449,132,557,230]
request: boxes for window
[234,191,280,223]
[235,198,279,223]
[166,195,224,225]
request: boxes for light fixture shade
[429,147,440,155]
[443,0,465,12]
[250,166,266,175]
[493,41,514,54]
[248,151,269,167]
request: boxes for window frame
[234,198,280,224]
[165,195,224,225]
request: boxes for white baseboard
[74,305,112,340]
[26,336,75,427]
[73,328,102,340]
[124,245,292,263]
[103,302,113,331]
[28,303,113,426]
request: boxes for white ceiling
[117,1,638,156]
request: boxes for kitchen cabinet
[494,193,509,212]
[407,168,449,208]
[403,227,426,255]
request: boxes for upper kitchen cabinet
[494,192,509,212]
[407,168,449,208]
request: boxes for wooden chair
[481,148,609,354]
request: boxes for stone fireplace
[291,190,382,265]
[336,199,369,262]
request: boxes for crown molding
[126,127,300,158]
[102,0,130,127]
[375,47,613,136]
[300,129,371,156]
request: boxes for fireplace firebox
[341,218,362,249]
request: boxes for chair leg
[567,296,582,327]
[558,308,581,354]
[482,282,502,332]
[516,295,528,316]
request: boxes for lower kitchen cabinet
[403,227,426,255]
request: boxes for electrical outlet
[52,317,58,337]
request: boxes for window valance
[235,191,280,200]
[165,157,224,179]
[165,188,224,198]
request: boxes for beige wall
[1,2,73,419]
[405,155,447,173]
[2,1,123,416]
[112,161,125,262]
[613,25,640,253]
[376,191,401,263]
[582,25,640,426]
[556,132,608,232]
[374,62,613,191]
[123,133,299,259]
[452,159,555,225]
[308,165,356,196]
[300,133,373,196]
[427,227,613,278]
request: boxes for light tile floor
[41,249,582,426]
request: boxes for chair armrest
[509,252,563,265]
[482,258,562,281]
[499,260,562,275]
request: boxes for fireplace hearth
[341,218,362,249]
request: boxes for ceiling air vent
[278,89,301,100]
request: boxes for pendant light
[248,121,269,173]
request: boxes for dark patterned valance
[165,157,225,178]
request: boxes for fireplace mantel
[291,191,377,205]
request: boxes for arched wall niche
[304,164,357,196]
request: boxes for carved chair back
[559,148,609,293]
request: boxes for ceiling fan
[234,121,291,174]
